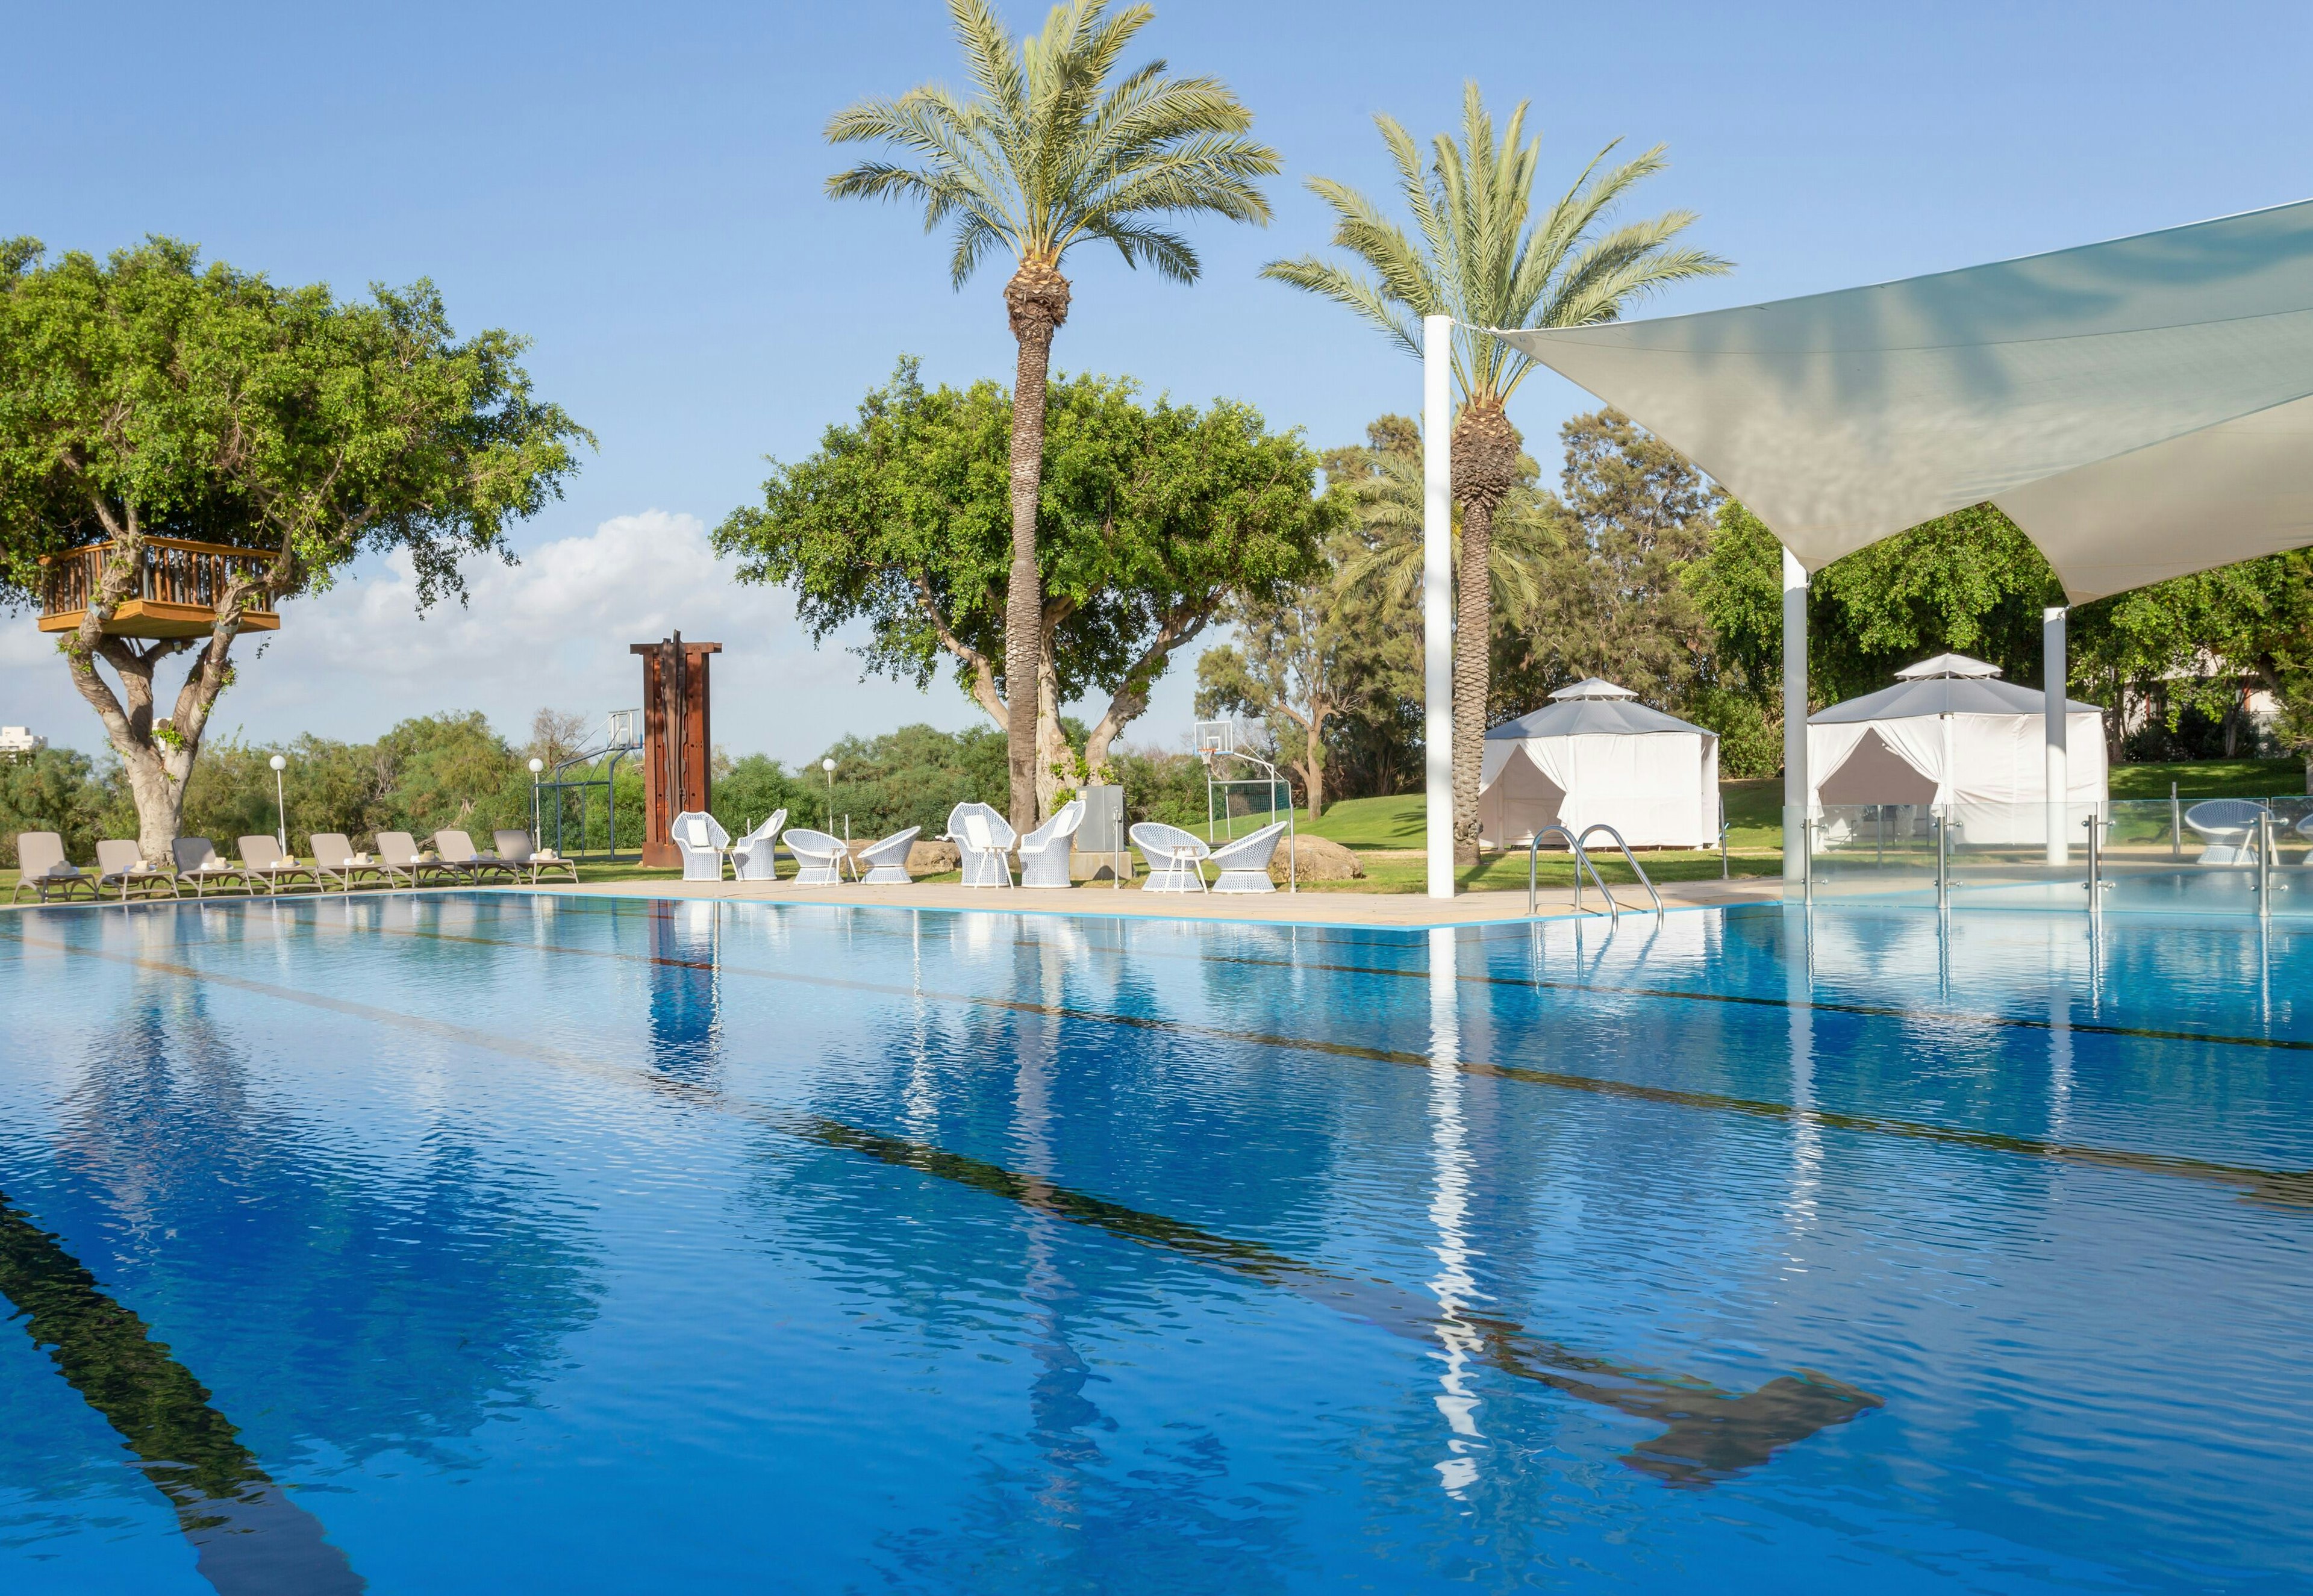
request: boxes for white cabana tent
[1479,679,1720,849]
[1445,198,2313,893]
[1809,655,2107,845]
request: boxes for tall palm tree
[1264,84,1728,858]
[826,0,1279,831]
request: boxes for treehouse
[37,538,279,640]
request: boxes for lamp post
[529,758,545,846]
[821,757,836,831]
[268,754,288,852]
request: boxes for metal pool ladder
[1526,823,1664,919]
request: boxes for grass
[2108,758,2304,800]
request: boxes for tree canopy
[0,236,589,852]
[715,358,1336,807]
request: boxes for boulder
[905,838,960,875]
[1271,834,1363,884]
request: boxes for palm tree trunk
[1449,396,1522,862]
[1001,258,1072,835]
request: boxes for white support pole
[1423,314,1455,900]
[2044,604,2069,867]
[1782,546,1809,891]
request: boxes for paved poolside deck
[523,874,1787,926]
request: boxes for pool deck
[519,874,1787,926]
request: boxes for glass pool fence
[1804,796,2313,917]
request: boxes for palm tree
[826,0,1279,831]
[1264,84,1728,858]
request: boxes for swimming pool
[1,894,2306,1593]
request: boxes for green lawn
[2108,758,2305,800]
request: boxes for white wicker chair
[729,809,787,882]
[1209,820,1289,893]
[946,802,1016,888]
[670,811,730,882]
[1131,822,1210,893]
[857,825,922,884]
[2184,799,2268,866]
[1017,799,1084,888]
[782,828,852,885]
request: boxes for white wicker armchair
[2185,799,2268,866]
[1017,799,1084,888]
[782,828,852,885]
[946,802,1017,888]
[729,809,787,881]
[1130,822,1210,893]
[1209,820,1289,893]
[857,826,922,884]
[670,811,731,882]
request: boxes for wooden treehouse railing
[39,538,281,638]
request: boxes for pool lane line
[10,928,1878,1489]
[0,1193,366,1596]
[289,912,2313,1212]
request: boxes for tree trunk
[1034,650,1072,821]
[1303,711,1327,819]
[1001,257,1072,836]
[1448,396,1521,862]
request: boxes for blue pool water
[1,894,2307,1594]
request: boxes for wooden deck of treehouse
[38,538,280,639]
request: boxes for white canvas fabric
[1478,681,1719,848]
[1806,657,2108,843]
[1488,198,2313,600]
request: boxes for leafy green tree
[0,747,114,868]
[824,0,1279,833]
[0,238,587,857]
[1264,84,1726,857]
[716,360,1333,817]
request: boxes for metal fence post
[1935,811,1949,912]
[1803,817,1815,909]
[2258,810,2274,923]
[2169,781,2181,861]
[2084,811,2100,908]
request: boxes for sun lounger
[93,840,179,902]
[1210,820,1290,893]
[782,828,854,885]
[1017,799,1084,888]
[310,834,388,891]
[435,829,522,884]
[670,811,730,882]
[856,825,922,885]
[730,809,787,882]
[240,835,321,893]
[946,802,1016,888]
[171,837,261,897]
[12,832,99,903]
[494,829,578,885]
[1131,822,1211,893]
[375,832,463,888]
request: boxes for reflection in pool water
[1,894,2307,1593]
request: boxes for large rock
[1271,834,1363,884]
[905,838,960,875]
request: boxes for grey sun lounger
[172,837,262,897]
[12,832,99,903]
[94,840,180,902]
[493,829,579,885]
[374,832,464,888]
[435,829,523,885]
[240,835,322,893]
[310,834,389,892]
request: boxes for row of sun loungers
[10,829,580,904]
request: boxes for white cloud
[0,512,994,767]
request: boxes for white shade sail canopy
[1489,199,2313,601]
[1808,655,2107,846]
[1478,680,1720,849]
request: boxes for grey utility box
[1070,785,1132,882]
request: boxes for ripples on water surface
[0,895,2306,1593]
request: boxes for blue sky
[6,0,2309,763]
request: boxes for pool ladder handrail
[1525,823,1662,919]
